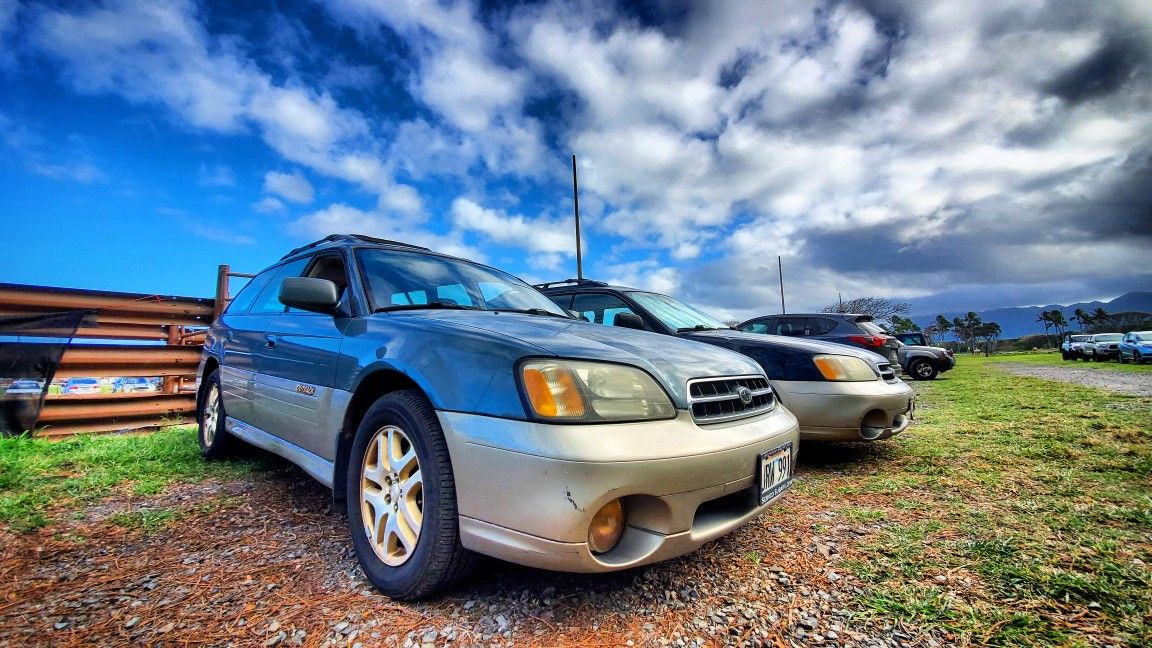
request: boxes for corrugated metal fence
[0,281,219,437]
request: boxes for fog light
[588,499,626,554]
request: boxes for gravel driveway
[0,454,948,648]
[994,363,1152,396]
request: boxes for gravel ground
[0,452,953,648]
[994,363,1152,396]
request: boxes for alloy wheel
[202,385,220,446]
[360,425,423,566]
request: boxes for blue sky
[1,0,1150,320]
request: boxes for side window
[774,317,809,336]
[223,269,275,315]
[740,321,768,334]
[249,258,311,314]
[570,293,637,326]
[810,318,838,335]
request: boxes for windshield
[356,248,568,316]
[1094,334,1123,342]
[626,292,729,330]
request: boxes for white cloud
[198,163,235,188]
[253,196,285,214]
[450,198,573,256]
[289,203,483,260]
[263,170,314,204]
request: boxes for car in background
[61,377,100,395]
[1089,333,1124,362]
[197,234,799,600]
[736,313,900,365]
[894,332,928,346]
[896,343,955,380]
[112,377,156,393]
[1119,331,1152,364]
[1064,334,1093,361]
[538,280,914,443]
[4,380,44,395]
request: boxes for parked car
[4,380,44,395]
[61,377,100,395]
[894,332,928,346]
[537,280,914,442]
[1064,334,1093,360]
[736,313,900,365]
[112,377,156,393]
[1090,333,1124,362]
[896,343,955,380]
[1119,331,1152,364]
[197,234,799,600]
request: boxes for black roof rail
[280,234,430,260]
[532,278,610,290]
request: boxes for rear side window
[249,258,311,314]
[741,321,769,334]
[223,270,274,315]
[570,293,638,326]
[773,317,808,336]
[810,318,838,335]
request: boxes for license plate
[757,443,793,505]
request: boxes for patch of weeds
[843,507,886,523]
[107,508,178,533]
[0,426,269,531]
[858,585,958,625]
[745,550,761,564]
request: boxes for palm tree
[1036,311,1053,347]
[1073,308,1089,331]
[1049,310,1068,342]
[1091,307,1109,332]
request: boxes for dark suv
[737,314,899,365]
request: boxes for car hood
[685,329,889,370]
[898,344,949,358]
[386,311,766,406]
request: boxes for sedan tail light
[847,334,888,347]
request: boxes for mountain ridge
[911,291,1152,339]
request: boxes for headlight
[812,355,878,382]
[519,359,676,422]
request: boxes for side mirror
[280,277,340,314]
[613,312,646,331]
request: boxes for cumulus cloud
[289,203,483,260]
[263,170,314,204]
[450,198,574,256]
[198,163,236,188]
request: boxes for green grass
[0,426,266,531]
[987,351,1152,373]
[802,355,1152,646]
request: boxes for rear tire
[1137,351,1144,365]
[198,369,238,459]
[909,359,937,380]
[346,390,473,600]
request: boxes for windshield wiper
[676,325,729,332]
[374,302,479,313]
[491,308,572,319]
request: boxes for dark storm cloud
[1043,37,1147,104]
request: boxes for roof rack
[280,234,430,260]
[532,278,609,290]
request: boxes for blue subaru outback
[196,234,799,599]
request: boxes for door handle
[225,330,234,343]
[265,335,277,349]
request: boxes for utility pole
[778,255,786,314]
[571,154,583,280]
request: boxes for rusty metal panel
[38,393,197,423]
[0,283,214,320]
[56,345,203,378]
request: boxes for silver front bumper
[436,407,800,572]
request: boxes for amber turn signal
[587,498,626,554]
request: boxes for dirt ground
[994,363,1152,397]
[0,449,949,648]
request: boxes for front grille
[878,362,898,382]
[687,376,775,423]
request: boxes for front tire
[346,390,473,600]
[198,369,237,459]
[909,359,938,380]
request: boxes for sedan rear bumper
[771,378,914,441]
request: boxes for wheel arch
[332,369,426,503]
[197,355,221,410]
